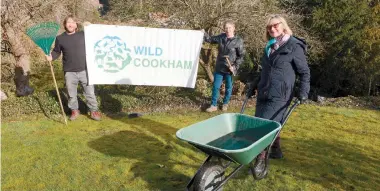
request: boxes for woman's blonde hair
[264,15,293,41]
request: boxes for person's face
[224,23,235,37]
[267,18,284,38]
[65,18,77,33]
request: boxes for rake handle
[48,61,67,125]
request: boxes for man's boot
[69,110,80,121]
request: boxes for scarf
[265,34,291,57]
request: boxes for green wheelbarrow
[176,97,300,191]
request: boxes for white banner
[84,24,204,88]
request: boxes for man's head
[63,15,78,34]
[223,20,235,38]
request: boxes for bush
[1,83,211,119]
[1,91,61,118]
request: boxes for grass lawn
[1,105,380,190]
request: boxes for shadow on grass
[95,85,156,113]
[31,88,72,124]
[88,115,201,190]
[174,87,209,108]
[32,94,63,123]
[46,88,88,114]
[96,86,123,114]
[42,85,123,118]
[96,85,154,100]
[232,137,380,190]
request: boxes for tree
[310,0,379,96]
[1,0,98,96]
[106,0,316,83]
[360,2,380,95]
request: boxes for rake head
[26,22,60,55]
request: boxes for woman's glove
[298,96,308,104]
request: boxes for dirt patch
[309,95,380,110]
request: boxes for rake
[26,22,67,125]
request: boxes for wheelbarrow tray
[176,113,281,165]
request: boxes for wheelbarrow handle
[281,98,301,126]
[240,96,300,120]
[268,98,300,151]
[240,81,259,114]
[240,96,250,114]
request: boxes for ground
[1,104,380,190]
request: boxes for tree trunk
[3,23,34,96]
[368,75,372,96]
[4,24,30,73]
[199,47,216,83]
[199,58,214,83]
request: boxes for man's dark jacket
[256,36,310,102]
[204,33,245,74]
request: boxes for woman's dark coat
[254,36,310,123]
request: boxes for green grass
[2,105,380,190]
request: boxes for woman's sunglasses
[267,22,282,30]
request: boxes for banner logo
[94,36,132,73]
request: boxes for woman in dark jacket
[253,15,310,160]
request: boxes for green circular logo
[94,36,132,73]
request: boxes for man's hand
[229,66,234,73]
[83,21,92,27]
[46,54,52,62]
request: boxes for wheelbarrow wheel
[251,151,269,180]
[193,162,224,191]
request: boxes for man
[202,20,245,112]
[46,15,101,121]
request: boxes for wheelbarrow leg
[186,155,213,190]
